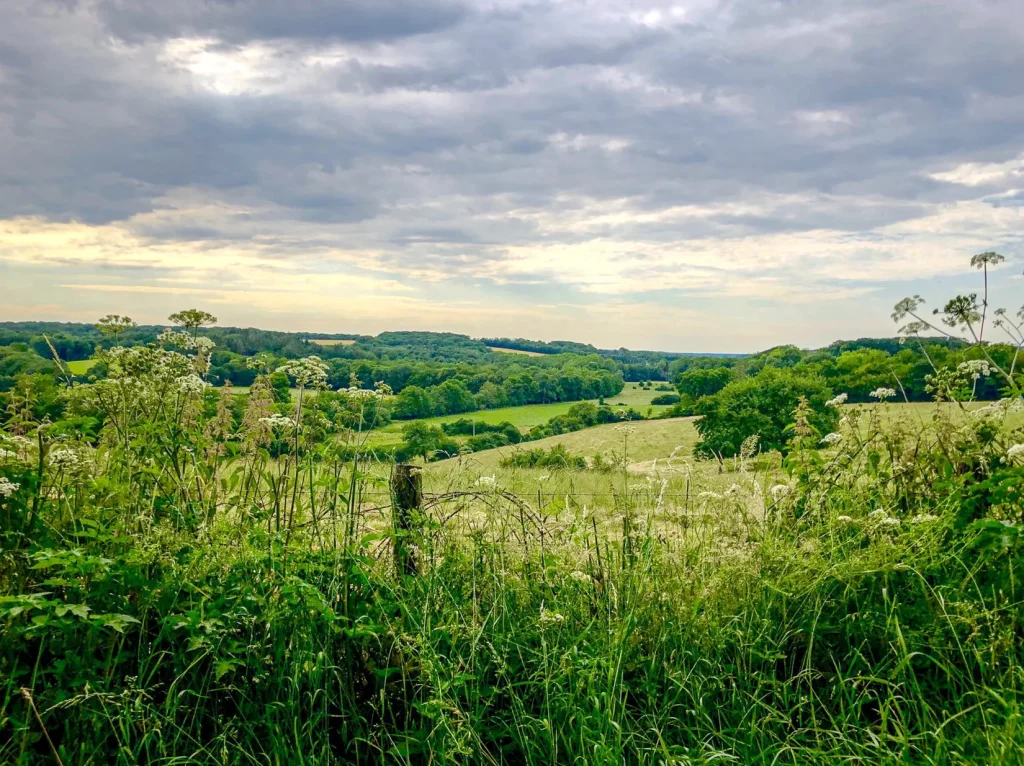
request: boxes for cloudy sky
[1,0,1022,352]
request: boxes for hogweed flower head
[1008,444,1024,464]
[0,477,19,498]
[277,357,330,390]
[820,432,843,446]
[869,387,897,400]
[825,393,848,407]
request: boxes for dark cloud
[94,0,471,44]
[0,0,1022,271]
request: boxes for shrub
[650,393,680,405]
[499,444,587,470]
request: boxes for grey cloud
[94,0,471,44]
[1,0,1023,277]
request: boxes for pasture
[487,345,547,356]
[307,338,356,346]
[65,358,97,374]
[366,382,676,446]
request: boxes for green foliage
[499,443,588,470]
[676,365,732,401]
[693,366,838,459]
[650,392,680,405]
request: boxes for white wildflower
[475,475,496,488]
[869,388,897,400]
[568,570,591,584]
[259,414,296,431]
[837,515,854,524]
[539,606,565,627]
[880,517,901,528]
[826,393,849,407]
[868,509,888,520]
[770,484,791,501]
[613,425,636,435]
[739,434,760,460]
[1007,444,1024,464]
[177,374,208,395]
[697,491,724,500]
[48,447,90,473]
[820,432,843,446]
[909,514,939,524]
[0,477,19,498]
[958,359,992,380]
[277,357,330,390]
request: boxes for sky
[1,0,1023,353]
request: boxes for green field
[367,383,675,446]
[65,358,97,374]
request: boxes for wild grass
[3,349,1024,764]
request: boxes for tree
[401,421,445,462]
[475,381,507,410]
[677,366,732,402]
[692,367,838,460]
[393,386,433,419]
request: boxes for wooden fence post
[391,464,422,576]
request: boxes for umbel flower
[869,387,897,400]
[825,393,848,407]
[0,477,19,498]
[820,432,843,446]
[277,357,330,390]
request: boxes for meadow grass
[308,338,356,346]
[486,346,547,356]
[64,358,96,374]
[368,384,674,446]
[4,365,1024,764]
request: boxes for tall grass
[2,342,1024,764]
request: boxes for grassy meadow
[4,340,1024,764]
[64,358,96,374]
[366,383,676,447]
[486,345,547,356]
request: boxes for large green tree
[692,367,838,459]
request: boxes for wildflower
[697,491,723,500]
[868,509,888,520]
[837,515,854,524]
[958,359,992,380]
[820,432,843,446]
[48,447,91,473]
[770,484,790,501]
[739,434,760,460]
[909,514,939,524]
[0,449,19,462]
[475,475,496,488]
[869,388,897,400]
[568,570,591,584]
[1007,444,1024,464]
[539,606,565,627]
[277,357,330,390]
[0,477,19,498]
[177,374,208,395]
[259,414,296,431]
[613,425,636,435]
[825,393,849,407]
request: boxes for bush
[499,444,587,470]
[650,393,680,405]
